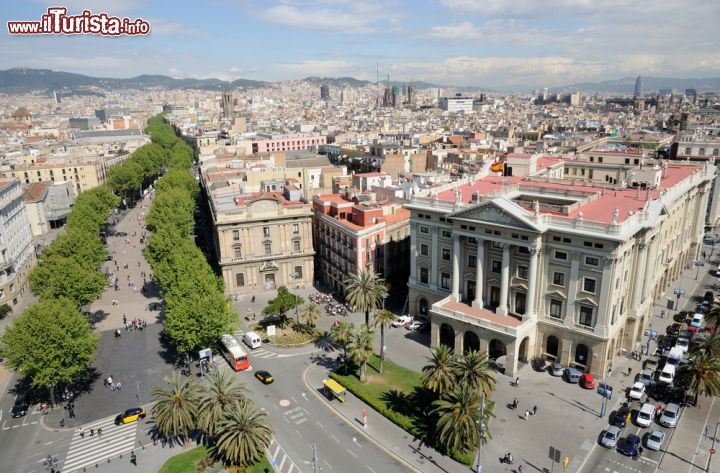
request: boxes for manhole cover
[279,399,291,407]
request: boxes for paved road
[238,343,410,473]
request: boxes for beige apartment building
[208,185,315,296]
[0,153,132,194]
[406,158,714,377]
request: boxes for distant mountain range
[0,68,718,95]
[550,76,720,95]
[0,68,268,93]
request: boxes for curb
[301,363,420,473]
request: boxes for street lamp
[291,271,301,325]
[706,420,720,472]
[381,291,388,310]
[475,392,486,473]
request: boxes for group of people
[79,427,102,438]
[103,374,121,391]
[123,315,147,332]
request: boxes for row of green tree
[0,130,175,398]
[142,117,234,358]
[152,369,272,469]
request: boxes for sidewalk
[304,360,467,473]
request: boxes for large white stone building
[0,179,35,310]
[406,157,714,377]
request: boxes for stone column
[564,250,581,324]
[497,243,510,316]
[472,240,485,309]
[525,246,540,318]
[356,239,363,274]
[631,243,647,308]
[451,234,461,301]
[595,256,617,333]
[409,223,417,282]
[641,237,657,301]
[430,226,439,289]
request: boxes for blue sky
[2,0,719,88]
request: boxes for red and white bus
[219,334,249,371]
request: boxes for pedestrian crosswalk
[61,415,139,473]
[268,436,302,473]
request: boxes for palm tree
[300,302,322,327]
[373,309,396,374]
[151,372,200,442]
[430,384,482,455]
[453,350,496,397]
[691,333,720,357]
[705,298,720,333]
[196,369,247,437]
[677,351,720,405]
[421,345,457,394]
[213,401,273,468]
[347,325,375,382]
[330,321,353,374]
[346,270,387,326]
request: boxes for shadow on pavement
[546,391,598,416]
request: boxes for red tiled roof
[441,300,523,328]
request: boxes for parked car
[636,403,655,428]
[617,434,642,456]
[666,325,680,337]
[549,362,564,376]
[391,315,413,328]
[580,373,596,389]
[645,430,666,451]
[638,368,654,387]
[600,426,621,448]
[563,367,581,383]
[628,382,646,400]
[659,403,680,428]
[644,355,660,371]
[611,404,631,428]
[673,311,692,324]
[406,321,423,331]
[417,321,431,333]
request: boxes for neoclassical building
[407,157,714,377]
[207,185,315,295]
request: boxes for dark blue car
[617,434,641,456]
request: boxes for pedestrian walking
[532,405,538,415]
[123,314,127,325]
[130,451,137,466]
[627,367,632,376]
[79,427,85,438]
[518,465,523,473]
[90,429,95,437]
[515,377,520,387]
[706,425,711,439]
[523,410,529,420]
[117,381,122,390]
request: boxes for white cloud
[257,1,401,34]
[150,18,210,39]
[430,21,482,40]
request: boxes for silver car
[645,430,665,451]
[600,426,621,448]
[659,403,681,428]
[550,362,564,376]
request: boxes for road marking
[279,399,291,408]
[278,454,287,470]
[294,428,303,438]
[366,466,377,473]
[330,434,340,443]
[31,421,38,425]
[287,463,295,473]
[272,445,280,459]
[316,420,325,429]
[61,416,138,472]
[347,449,358,458]
[291,396,298,403]
[324,459,333,470]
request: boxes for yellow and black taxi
[254,370,274,385]
[115,407,146,425]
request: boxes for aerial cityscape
[0,2,720,473]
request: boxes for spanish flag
[490,161,504,173]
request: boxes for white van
[243,331,262,349]
[659,364,676,384]
[667,346,684,365]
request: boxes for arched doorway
[489,339,507,360]
[518,336,529,364]
[545,335,560,360]
[575,344,590,369]
[463,331,480,354]
[419,298,428,318]
[439,324,455,350]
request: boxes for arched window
[699,148,706,156]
